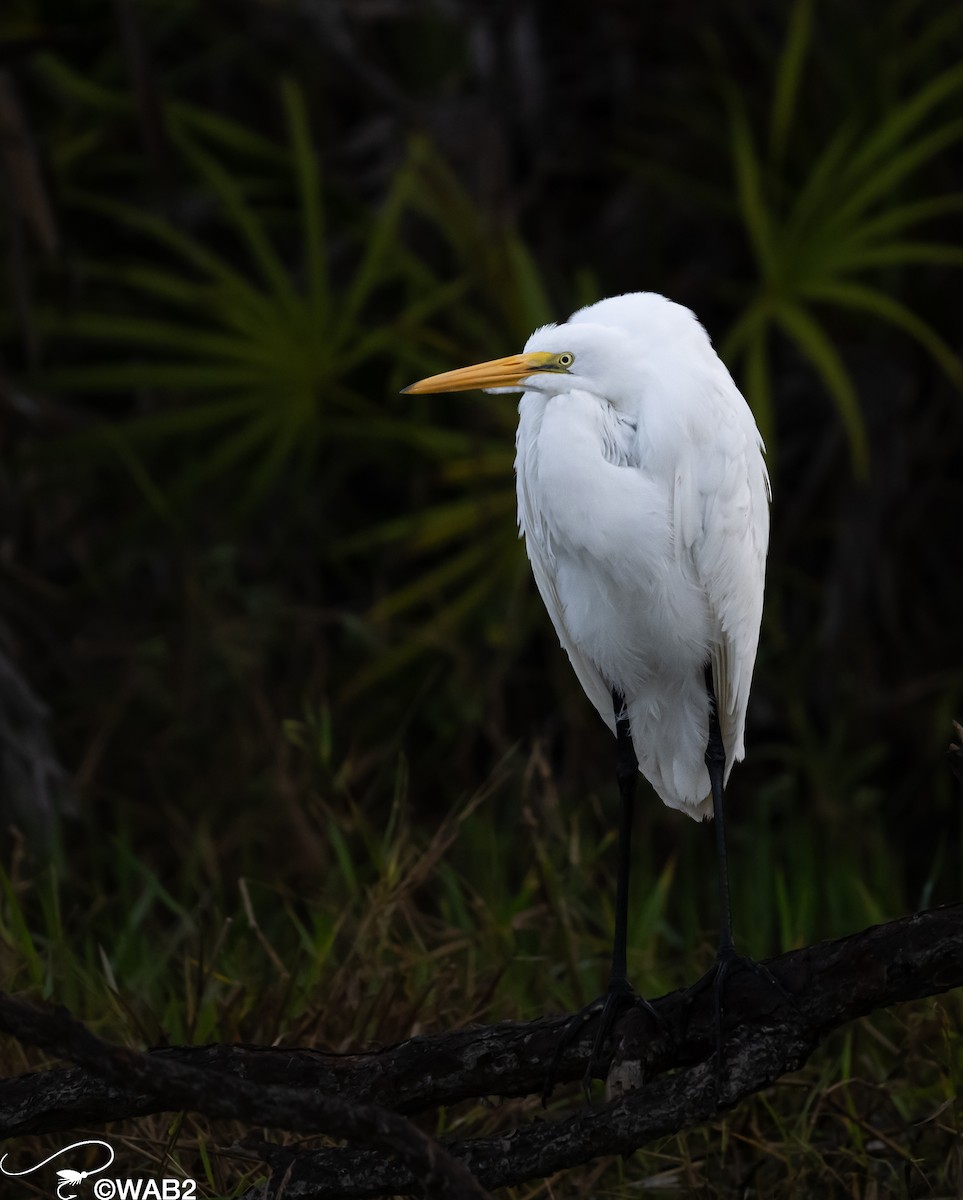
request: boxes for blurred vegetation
[1,0,962,1195]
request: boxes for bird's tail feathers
[626,690,714,821]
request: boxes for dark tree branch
[1,904,962,1197]
[0,995,491,1200]
[231,1019,816,1198]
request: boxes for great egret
[403,291,773,1089]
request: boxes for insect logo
[0,1139,115,1199]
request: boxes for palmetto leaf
[339,138,595,658]
[798,281,963,388]
[171,132,301,316]
[47,363,270,391]
[742,324,774,455]
[824,118,963,238]
[728,103,778,280]
[772,302,869,476]
[835,195,963,246]
[280,77,328,323]
[68,193,276,319]
[838,60,963,186]
[62,399,260,446]
[369,539,499,622]
[43,313,271,362]
[44,83,424,512]
[784,119,859,238]
[721,0,963,476]
[333,494,516,557]
[768,0,813,165]
[811,240,963,273]
[344,566,512,699]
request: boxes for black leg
[704,665,735,957]
[689,666,796,1091]
[543,690,665,1103]
[702,665,740,1050]
[611,688,638,983]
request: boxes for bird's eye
[557,352,575,368]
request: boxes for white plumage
[405,291,770,821]
[515,293,769,817]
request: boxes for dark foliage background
[1,0,963,1171]
[2,0,963,1193]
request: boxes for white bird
[403,291,773,1089]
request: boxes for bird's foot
[686,945,797,1095]
[543,976,667,1105]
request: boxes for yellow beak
[402,351,558,394]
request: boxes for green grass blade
[633,857,677,954]
[0,868,44,988]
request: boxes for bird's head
[401,324,630,406]
[401,292,707,413]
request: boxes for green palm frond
[721,2,963,477]
[43,83,438,513]
[333,139,596,668]
[769,0,814,165]
[772,301,868,474]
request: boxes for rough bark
[1,904,962,1197]
[0,995,491,1200]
